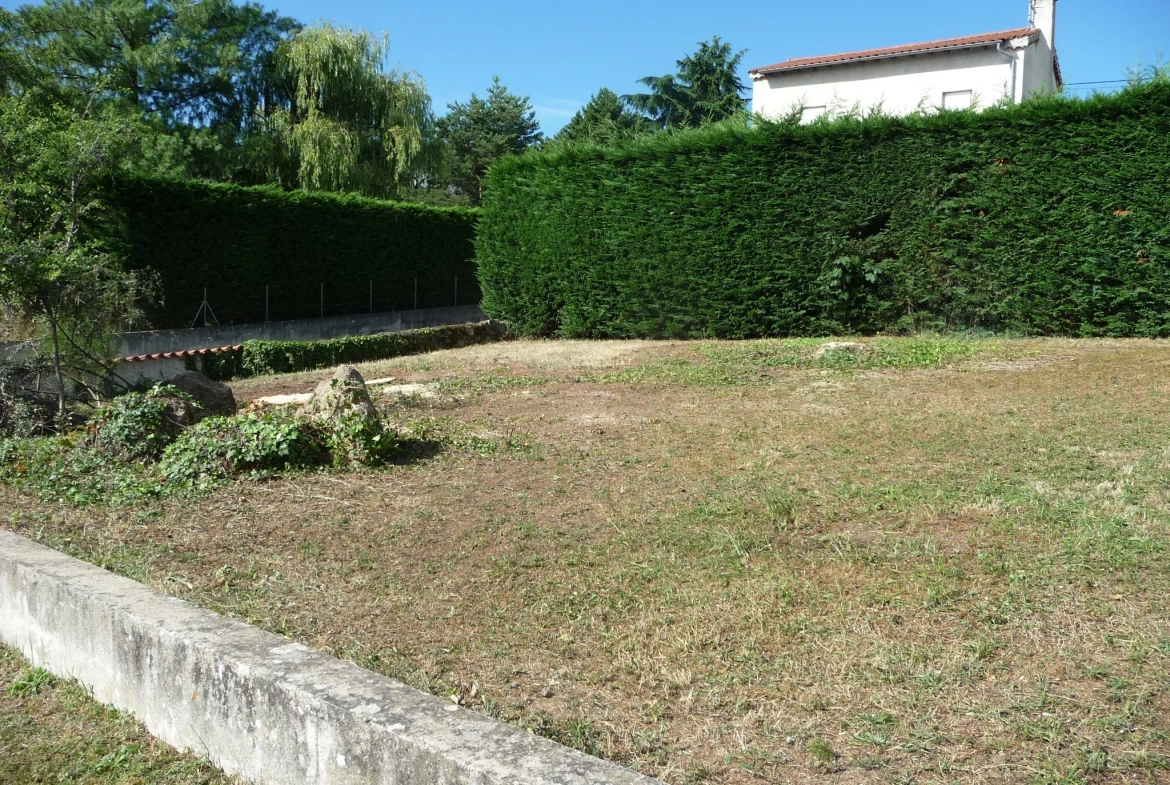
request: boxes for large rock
[161,396,200,429]
[299,366,379,425]
[813,341,864,359]
[170,371,238,421]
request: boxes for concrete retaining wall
[0,530,661,785]
[116,305,488,357]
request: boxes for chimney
[1030,0,1057,50]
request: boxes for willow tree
[269,25,432,198]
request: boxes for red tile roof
[121,345,241,363]
[750,28,1040,76]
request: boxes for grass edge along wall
[476,83,1170,339]
[113,179,479,329]
[193,320,511,380]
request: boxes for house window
[801,105,828,124]
[942,90,973,110]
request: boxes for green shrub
[8,667,57,697]
[158,411,325,488]
[0,393,48,439]
[477,84,1170,338]
[0,406,400,504]
[195,320,511,380]
[109,179,479,328]
[0,358,56,438]
[0,434,160,506]
[325,411,395,467]
[92,385,194,459]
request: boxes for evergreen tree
[625,37,747,129]
[436,76,541,206]
[556,88,652,145]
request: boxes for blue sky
[264,0,1168,133]
[5,0,1168,133]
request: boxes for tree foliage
[0,94,155,410]
[0,0,549,205]
[267,24,433,199]
[554,88,652,145]
[625,37,747,129]
[436,76,541,205]
[0,0,297,180]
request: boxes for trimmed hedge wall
[194,320,511,380]
[112,179,479,329]
[477,84,1170,338]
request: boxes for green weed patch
[0,408,402,506]
[597,337,999,385]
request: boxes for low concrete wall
[117,305,488,357]
[0,530,661,785]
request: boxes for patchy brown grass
[4,337,1170,784]
[0,643,236,784]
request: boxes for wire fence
[188,276,472,328]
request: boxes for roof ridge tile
[750,27,1040,76]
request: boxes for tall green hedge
[112,179,479,328]
[477,84,1170,338]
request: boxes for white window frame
[942,90,974,111]
[800,105,828,124]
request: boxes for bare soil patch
[4,337,1170,784]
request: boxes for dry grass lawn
[3,336,1170,784]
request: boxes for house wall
[1027,0,1058,97]
[1021,36,1058,97]
[753,45,1024,120]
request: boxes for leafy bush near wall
[0,406,404,505]
[91,385,194,459]
[477,84,1170,338]
[195,320,511,380]
[110,179,479,328]
[158,412,327,490]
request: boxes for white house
[750,0,1061,121]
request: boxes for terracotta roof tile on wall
[121,345,241,363]
[750,27,1040,76]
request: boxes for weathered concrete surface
[0,530,662,785]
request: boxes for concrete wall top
[116,305,489,358]
[0,530,662,785]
